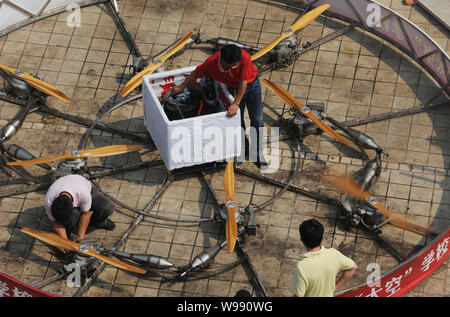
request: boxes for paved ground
[0,0,449,297]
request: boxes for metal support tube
[235,240,268,297]
[299,25,353,55]
[359,224,406,262]
[235,166,330,203]
[106,0,143,69]
[0,94,149,143]
[32,269,66,289]
[88,159,163,179]
[0,182,51,198]
[343,97,448,128]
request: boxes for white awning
[0,0,105,37]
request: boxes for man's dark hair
[299,219,324,249]
[234,289,251,297]
[51,194,73,226]
[220,44,242,64]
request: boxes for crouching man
[44,174,115,241]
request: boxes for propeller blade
[7,144,143,166]
[77,144,144,158]
[251,4,330,61]
[262,79,350,145]
[21,227,146,274]
[21,226,73,251]
[322,172,431,236]
[82,248,147,274]
[7,153,73,166]
[223,162,237,253]
[369,200,430,236]
[225,203,238,253]
[120,32,194,97]
[119,64,161,98]
[224,162,235,201]
[0,64,70,102]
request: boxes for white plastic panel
[8,0,48,15]
[142,66,242,171]
[0,3,30,32]
[44,0,83,12]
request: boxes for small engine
[274,36,302,66]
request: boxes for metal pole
[106,0,144,69]
[299,25,354,55]
[0,182,51,198]
[32,269,66,289]
[0,94,149,143]
[199,167,270,296]
[235,240,268,297]
[235,166,331,203]
[88,159,163,178]
[342,101,449,128]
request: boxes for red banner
[0,272,58,297]
[337,229,450,297]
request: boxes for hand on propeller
[21,227,146,274]
[251,4,330,61]
[0,64,70,102]
[262,79,350,145]
[322,170,431,236]
[120,32,194,97]
[224,161,238,253]
[7,144,143,166]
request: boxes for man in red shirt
[172,44,267,168]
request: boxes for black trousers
[65,187,114,234]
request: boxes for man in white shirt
[44,174,115,241]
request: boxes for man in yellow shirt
[290,219,358,297]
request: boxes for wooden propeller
[0,64,70,102]
[223,161,238,253]
[251,4,330,61]
[262,79,350,145]
[120,32,194,97]
[322,171,431,236]
[21,227,146,274]
[7,144,143,166]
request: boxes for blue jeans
[230,77,264,159]
[237,77,264,130]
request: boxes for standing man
[290,219,358,297]
[171,44,267,168]
[44,174,115,242]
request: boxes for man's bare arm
[234,80,247,105]
[335,263,358,292]
[76,210,92,241]
[51,220,69,240]
[227,79,247,117]
[172,72,198,95]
